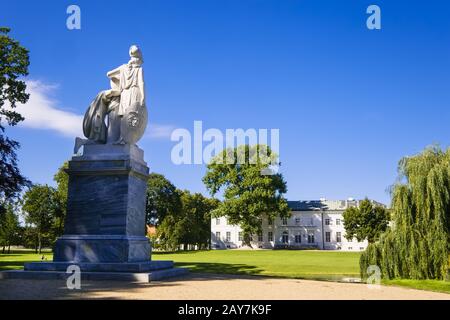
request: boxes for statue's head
[129,45,143,65]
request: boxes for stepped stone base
[0,260,189,282]
[53,235,151,264]
[0,268,188,282]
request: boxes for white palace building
[211,198,386,251]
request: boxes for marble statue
[75,45,148,153]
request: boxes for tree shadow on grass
[174,262,263,277]
[173,262,361,283]
[154,250,210,255]
[0,258,51,271]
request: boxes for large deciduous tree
[343,198,390,244]
[0,202,21,253]
[178,191,219,250]
[360,146,450,280]
[156,190,219,251]
[53,162,69,237]
[0,27,30,211]
[145,173,182,226]
[203,145,290,247]
[22,185,58,253]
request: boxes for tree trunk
[243,233,253,248]
[7,242,11,254]
[38,232,42,254]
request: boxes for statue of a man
[75,45,147,153]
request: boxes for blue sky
[2,0,450,205]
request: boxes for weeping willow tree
[361,146,450,280]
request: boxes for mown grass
[383,279,450,294]
[153,250,362,280]
[0,249,52,271]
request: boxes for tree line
[0,163,67,253]
[0,166,221,253]
[1,144,291,253]
[1,146,290,253]
[146,173,219,251]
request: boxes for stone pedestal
[0,144,188,282]
[54,144,151,264]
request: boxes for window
[268,218,273,225]
[295,234,301,243]
[348,237,353,242]
[295,218,301,225]
[325,219,330,226]
[325,232,331,242]
[282,217,288,226]
[360,247,365,251]
[348,247,353,250]
[238,232,243,241]
[268,232,273,242]
[282,231,289,244]
[336,219,341,226]
[308,234,315,244]
[336,232,342,243]
[216,232,221,240]
[258,232,263,242]
[226,232,231,242]
[216,218,220,225]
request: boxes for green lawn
[0,249,52,271]
[383,279,450,295]
[1,249,449,294]
[153,250,362,280]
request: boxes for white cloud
[8,80,174,140]
[147,123,177,139]
[13,80,83,137]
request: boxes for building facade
[211,199,385,251]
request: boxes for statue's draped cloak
[83,91,109,143]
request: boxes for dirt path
[0,273,449,300]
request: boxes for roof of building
[288,199,386,211]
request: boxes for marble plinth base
[53,235,151,263]
[0,268,188,282]
[0,260,189,282]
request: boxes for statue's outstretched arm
[107,66,122,78]
[107,65,123,96]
